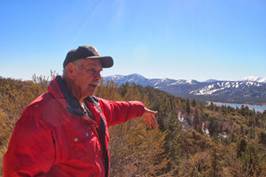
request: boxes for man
[3,45,158,177]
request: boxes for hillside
[1,76,266,176]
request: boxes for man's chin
[85,87,97,96]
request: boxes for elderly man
[3,45,158,177]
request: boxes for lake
[211,102,266,113]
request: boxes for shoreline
[210,101,266,113]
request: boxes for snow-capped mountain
[103,74,266,104]
[104,73,150,86]
[243,76,266,83]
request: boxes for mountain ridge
[104,74,266,104]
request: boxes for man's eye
[85,68,94,72]
[87,69,98,74]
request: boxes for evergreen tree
[210,148,222,177]
[192,99,197,107]
[193,108,201,132]
[242,145,261,177]
[209,118,219,137]
[237,138,247,158]
[185,99,191,114]
[259,132,266,145]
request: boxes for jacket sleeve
[3,106,55,177]
[99,99,145,127]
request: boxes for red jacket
[3,76,145,177]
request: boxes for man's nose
[95,72,101,80]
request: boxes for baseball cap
[63,45,113,68]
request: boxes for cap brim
[85,56,113,68]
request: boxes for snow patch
[244,76,266,83]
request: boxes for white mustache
[90,82,100,86]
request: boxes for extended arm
[99,99,158,128]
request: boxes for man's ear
[65,63,77,79]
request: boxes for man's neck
[63,77,84,104]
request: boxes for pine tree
[186,99,191,114]
[237,139,247,158]
[192,99,197,107]
[193,108,201,132]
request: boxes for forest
[1,76,266,177]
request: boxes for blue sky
[0,0,265,81]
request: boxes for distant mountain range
[104,74,266,104]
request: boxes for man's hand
[142,107,159,129]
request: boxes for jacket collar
[48,75,89,116]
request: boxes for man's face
[71,59,103,98]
